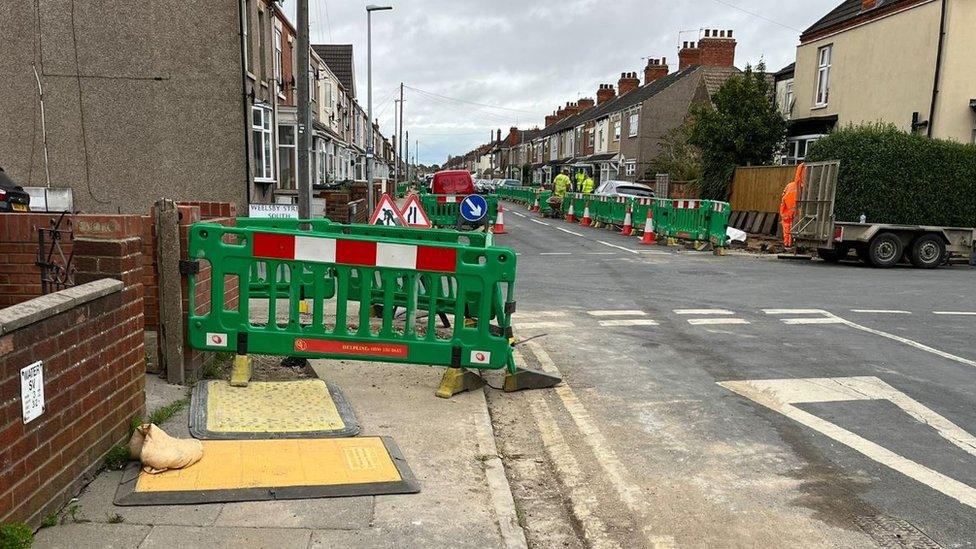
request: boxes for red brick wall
[0,240,146,526]
[349,199,368,224]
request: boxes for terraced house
[785,0,976,162]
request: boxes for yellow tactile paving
[205,379,345,433]
[134,437,402,493]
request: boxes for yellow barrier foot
[435,368,486,399]
[693,241,708,252]
[503,367,562,392]
[463,318,477,328]
[230,354,252,387]
[714,247,727,256]
[666,237,679,247]
[299,299,310,314]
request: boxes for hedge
[806,124,976,227]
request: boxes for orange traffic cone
[639,210,656,245]
[620,205,633,236]
[580,202,592,227]
[493,204,507,234]
[565,201,576,223]
[531,195,540,212]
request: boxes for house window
[625,161,636,176]
[628,113,638,137]
[597,128,604,147]
[257,9,267,80]
[251,105,274,181]
[588,130,595,147]
[613,121,621,141]
[785,82,795,113]
[784,135,823,165]
[317,140,328,185]
[273,28,282,94]
[815,45,832,106]
[277,124,296,189]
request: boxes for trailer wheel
[868,232,904,268]
[909,234,946,269]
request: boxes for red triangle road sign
[401,194,433,228]
[368,194,408,226]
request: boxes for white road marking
[851,309,911,314]
[597,240,638,254]
[556,227,585,237]
[530,219,549,226]
[515,348,616,548]
[933,311,976,316]
[782,317,846,325]
[637,250,672,255]
[687,318,750,326]
[719,376,976,509]
[540,252,571,255]
[517,311,568,318]
[516,321,573,329]
[674,309,734,315]
[510,210,526,218]
[587,310,647,317]
[523,341,673,547]
[598,319,659,327]
[584,252,615,255]
[763,308,830,315]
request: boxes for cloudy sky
[285,0,830,165]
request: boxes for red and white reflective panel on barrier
[436,195,461,203]
[673,200,699,209]
[252,232,457,273]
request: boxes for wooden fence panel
[729,166,795,213]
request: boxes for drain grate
[855,515,941,549]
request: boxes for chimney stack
[545,111,559,127]
[698,29,737,68]
[644,57,669,85]
[678,41,701,71]
[618,72,640,95]
[563,101,581,118]
[577,97,595,111]
[596,84,616,105]
[497,128,502,142]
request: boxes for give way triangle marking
[401,194,432,228]
[368,194,408,226]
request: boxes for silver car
[593,180,655,198]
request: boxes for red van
[430,170,476,195]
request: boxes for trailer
[791,160,976,269]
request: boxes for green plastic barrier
[537,191,553,214]
[186,222,519,372]
[703,200,731,247]
[651,199,731,246]
[419,194,499,228]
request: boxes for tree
[688,63,786,200]
[648,118,702,183]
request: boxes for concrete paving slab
[213,495,372,529]
[138,525,312,549]
[32,522,151,549]
[145,375,187,415]
[71,469,223,526]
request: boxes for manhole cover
[855,515,941,549]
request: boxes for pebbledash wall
[0,266,145,525]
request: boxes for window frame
[613,120,621,142]
[628,112,639,137]
[251,105,275,182]
[815,45,832,107]
[276,123,296,190]
[241,0,251,75]
[273,27,283,95]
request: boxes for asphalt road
[492,200,976,548]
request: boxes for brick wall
[0,240,146,526]
[349,199,368,224]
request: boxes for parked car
[0,167,31,212]
[430,170,476,195]
[593,180,655,198]
[500,179,522,188]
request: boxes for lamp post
[366,4,393,213]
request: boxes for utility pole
[296,0,311,218]
[404,130,409,183]
[397,82,404,183]
[365,5,393,212]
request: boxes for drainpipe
[238,0,253,206]
[928,0,948,138]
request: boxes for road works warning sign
[368,195,407,226]
[401,195,432,228]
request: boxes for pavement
[488,200,976,548]
[33,365,526,548]
[31,199,976,548]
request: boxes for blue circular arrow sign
[460,194,489,222]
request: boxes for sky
[284,0,830,166]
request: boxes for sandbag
[133,423,204,474]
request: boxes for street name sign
[249,203,299,219]
[21,361,44,424]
